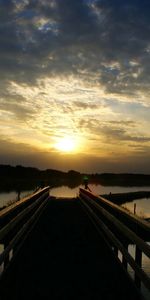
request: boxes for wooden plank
[0,199,142,300]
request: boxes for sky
[0,0,150,173]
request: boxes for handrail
[79,188,150,234]
[0,190,49,241]
[79,189,150,292]
[0,196,49,268]
[79,197,150,291]
[80,195,150,257]
[0,186,50,219]
[0,188,50,277]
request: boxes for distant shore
[0,164,150,192]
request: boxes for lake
[0,189,36,209]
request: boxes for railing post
[135,246,142,289]
[122,243,128,270]
[3,242,9,269]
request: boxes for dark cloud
[108,120,135,126]
[0,0,150,94]
[78,118,150,145]
[0,99,34,120]
[100,126,150,143]
[73,101,99,109]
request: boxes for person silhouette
[83,176,91,191]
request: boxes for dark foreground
[0,198,142,300]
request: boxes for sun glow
[55,137,76,152]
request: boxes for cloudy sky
[0,0,150,173]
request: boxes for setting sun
[55,137,76,153]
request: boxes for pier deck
[0,198,142,300]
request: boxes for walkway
[0,198,142,299]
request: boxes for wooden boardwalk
[0,198,142,300]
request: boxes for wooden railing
[79,188,150,293]
[0,187,50,276]
[79,188,150,240]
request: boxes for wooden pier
[102,190,150,204]
[0,187,150,299]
